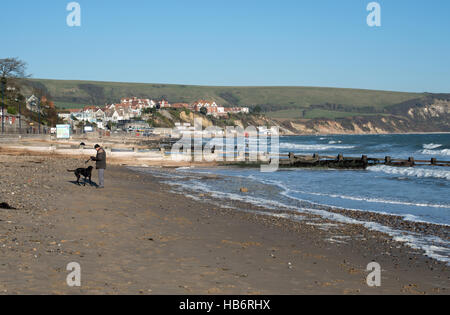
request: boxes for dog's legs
[76,174,81,185]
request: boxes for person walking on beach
[91,144,106,189]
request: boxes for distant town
[51,97,250,131]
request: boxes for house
[58,108,81,121]
[58,106,108,128]
[172,103,190,109]
[192,100,219,115]
[109,110,122,123]
[159,100,171,108]
[26,95,40,113]
[77,106,104,124]
[120,97,154,109]
[116,120,150,131]
[223,107,250,115]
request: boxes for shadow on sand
[68,180,98,187]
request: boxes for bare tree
[0,57,29,80]
[0,57,29,133]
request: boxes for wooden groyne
[277,153,450,169]
[166,141,450,169]
[167,144,450,169]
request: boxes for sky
[1,0,450,92]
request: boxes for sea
[131,134,450,264]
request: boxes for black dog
[68,166,93,186]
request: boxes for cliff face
[275,97,450,135]
[173,98,449,135]
[124,97,449,135]
[405,99,449,120]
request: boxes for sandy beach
[0,150,448,295]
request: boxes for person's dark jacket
[92,148,107,169]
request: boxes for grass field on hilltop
[267,109,393,119]
[25,79,422,113]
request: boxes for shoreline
[134,166,450,264]
[279,132,450,137]
[1,131,450,140]
[2,143,449,232]
[0,153,448,294]
[139,165,450,226]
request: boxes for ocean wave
[328,140,343,144]
[423,143,443,150]
[279,143,355,151]
[294,188,449,209]
[258,178,450,209]
[168,178,450,264]
[368,165,450,180]
[420,149,450,156]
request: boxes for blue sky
[1,0,449,92]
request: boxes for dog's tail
[67,169,76,172]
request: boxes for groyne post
[289,152,295,163]
[385,156,391,165]
[362,155,368,164]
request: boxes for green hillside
[23,79,421,115]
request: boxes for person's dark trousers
[98,169,105,188]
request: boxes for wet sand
[0,153,448,295]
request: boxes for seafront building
[57,97,250,130]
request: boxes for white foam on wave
[300,188,449,209]
[279,143,355,151]
[253,177,450,211]
[421,149,450,156]
[274,188,450,264]
[131,166,450,264]
[423,143,443,150]
[304,187,448,209]
[368,165,450,180]
[217,175,450,226]
[167,177,450,265]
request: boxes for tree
[42,103,60,127]
[0,58,29,80]
[7,106,17,115]
[0,58,29,132]
[106,121,116,130]
[251,105,262,114]
[143,107,156,115]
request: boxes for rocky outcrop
[407,100,449,119]
[275,96,450,135]
[179,111,214,128]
